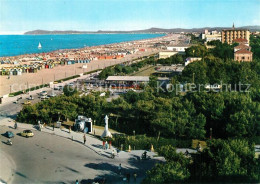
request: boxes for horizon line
[1,25,260,35]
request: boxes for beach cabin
[5,69,10,76]
[67,60,72,65]
[12,69,18,75]
[60,60,65,66]
[17,68,22,75]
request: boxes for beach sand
[0,50,158,96]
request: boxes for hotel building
[221,24,250,44]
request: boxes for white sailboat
[38,42,42,49]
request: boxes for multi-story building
[221,24,250,44]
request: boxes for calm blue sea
[0,34,164,57]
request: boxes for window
[242,57,245,60]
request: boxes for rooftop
[234,44,250,49]
[106,76,150,82]
[233,38,248,43]
[235,48,252,54]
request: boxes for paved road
[0,125,163,184]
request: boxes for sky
[0,0,259,34]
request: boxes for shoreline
[0,33,166,58]
[0,34,179,97]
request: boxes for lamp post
[133,130,135,139]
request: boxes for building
[234,44,251,52]
[166,43,190,53]
[159,51,178,59]
[221,24,250,44]
[233,38,249,46]
[234,49,253,62]
[106,76,149,89]
[201,30,221,42]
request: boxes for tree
[63,85,78,96]
[192,139,259,182]
[143,145,191,183]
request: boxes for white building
[185,57,202,66]
[166,43,190,53]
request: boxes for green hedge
[55,75,80,83]
[111,134,191,151]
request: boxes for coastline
[0,34,177,97]
[0,33,166,58]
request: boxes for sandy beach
[0,34,181,97]
[0,50,158,96]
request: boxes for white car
[40,91,48,96]
[40,95,49,99]
[48,93,56,97]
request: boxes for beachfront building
[221,24,250,44]
[166,43,190,54]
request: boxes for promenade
[0,118,163,183]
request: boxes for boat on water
[38,42,42,49]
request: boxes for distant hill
[24,26,260,35]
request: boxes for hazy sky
[0,0,259,34]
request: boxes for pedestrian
[53,123,55,131]
[105,141,108,150]
[118,163,122,175]
[133,173,137,182]
[103,140,105,149]
[126,173,130,183]
[83,134,86,144]
[75,179,79,184]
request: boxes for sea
[0,34,164,57]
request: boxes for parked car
[5,131,14,138]
[40,95,49,99]
[21,130,34,138]
[40,91,48,96]
[48,93,56,97]
[54,86,59,90]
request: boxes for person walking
[103,140,105,149]
[118,163,122,175]
[126,173,130,183]
[83,134,86,144]
[133,173,137,183]
[105,141,108,150]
